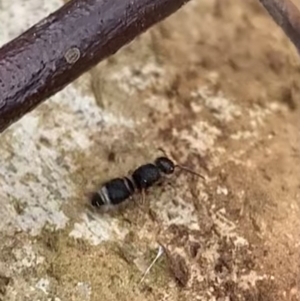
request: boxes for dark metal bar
[0,0,190,133]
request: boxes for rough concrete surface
[0,0,299,300]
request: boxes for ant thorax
[131,163,161,190]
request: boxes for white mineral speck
[36,278,50,295]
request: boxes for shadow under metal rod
[258,0,300,54]
[0,0,190,134]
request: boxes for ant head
[156,147,205,180]
[154,157,175,175]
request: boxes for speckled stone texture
[0,0,299,300]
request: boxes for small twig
[139,245,164,284]
[258,0,300,53]
[0,0,190,134]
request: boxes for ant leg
[131,193,145,210]
[131,195,140,208]
[141,189,146,205]
[157,147,168,157]
[127,169,134,176]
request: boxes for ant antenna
[139,245,164,284]
[175,164,206,180]
[157,147,168,157]
[141,189,146,205]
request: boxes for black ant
[90,152,205,209]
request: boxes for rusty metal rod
[258,0,300,53]
[0,0,190,133]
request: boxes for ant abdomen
[91,177,135,207]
